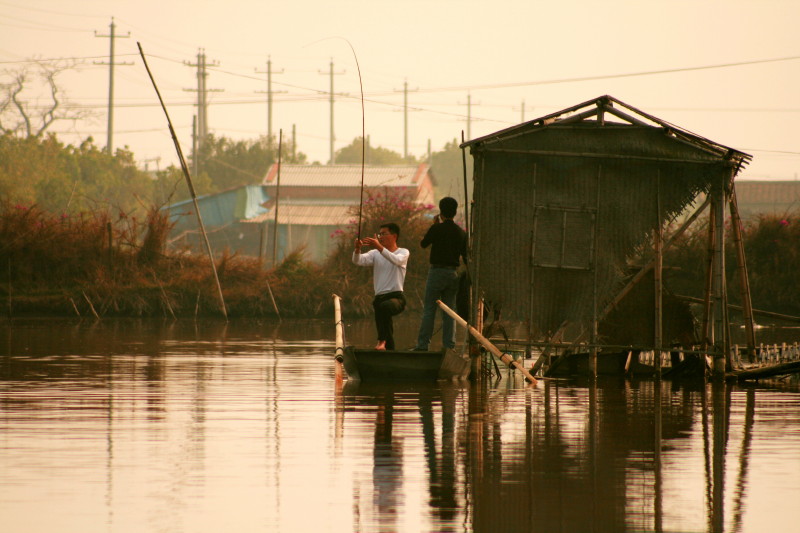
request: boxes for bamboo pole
[654,172,663,376]
[272,129,283,267]
[437,299,537,384]
[711,182,728,375]
[702,202,716,349]
[333,294,344,382]
[82,291,100,319]
[137,43,227,320]
[590,165,601,377]
[527,164,538,361]
[729,188,757,362]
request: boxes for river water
[1,317,798,533]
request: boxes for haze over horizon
[2,0,799,180]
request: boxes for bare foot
[375,341,386,351]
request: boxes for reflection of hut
[462,95,753,376]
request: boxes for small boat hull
[343,346,448,382]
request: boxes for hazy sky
[2,0,799,179]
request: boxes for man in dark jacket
[413,197,467,351]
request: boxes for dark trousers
[373,291,406,350]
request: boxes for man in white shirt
[352,223,410,351]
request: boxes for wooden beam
[438,299,537,384]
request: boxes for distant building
[243,163,435,263]
[163,185,269,257]
[733,180,800,218]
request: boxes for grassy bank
[1,191,433,318]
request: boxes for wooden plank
[438,299,537,384]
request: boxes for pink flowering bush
[322,188,434,315]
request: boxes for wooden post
[590,165,601,378]
[438,299,537,384]
[654,172,663,376]
[702,201,716,351]
[711,182,728,376]
[527,164,538,362]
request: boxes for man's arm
[420,218,439,249]
[352,239,372,266]
[380,247,409,268]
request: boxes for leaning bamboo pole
[728,187,757,362]
[572,196,710,346]
[438,299,537,384]
[137,43,227,319]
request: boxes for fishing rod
[345,40,366,240]
[309,37,365,239]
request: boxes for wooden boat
[332,294,533,383]
[342,347,447,382]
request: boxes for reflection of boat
[342,347,449,382]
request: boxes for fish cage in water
[462,95,760,379]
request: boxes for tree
[0,59,90,137]
[193,134,306,192]
[429,138,473,203]
[335,136,417,165]
[0,133,157,215]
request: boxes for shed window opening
[533,206,595,270]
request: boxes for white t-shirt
[352,247,410,296]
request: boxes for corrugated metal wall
[470,125,730,341]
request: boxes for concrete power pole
[255,57,285,143]
[394,79,418,159]
[184,50,221,168]
[459,92,480,141]
[94,17,131,155]
[513,99,534,123]
[319,59,345,164]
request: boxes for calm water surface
[1,317,799,533]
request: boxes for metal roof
[243,203,353,226]
[462,95,752,172]
[262,164,429,188]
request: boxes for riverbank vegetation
[0,187,433,318]
[3,196,798,319]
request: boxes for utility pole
[255,57,285,143]
[292,124,296,161]
[192,115,198,177]
[319,59,345,164]
[459,92,479,141]
[94,17,131,155]
[394,79,418,159]
[513,99,535,123]
[184,49,222,168]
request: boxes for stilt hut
[462,95,754,377]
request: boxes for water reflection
[0,319,798,532]
[339,381,462,531]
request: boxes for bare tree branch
[0,58,92,137]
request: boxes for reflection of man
[352,223,409,351]
[413,197,467,351]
